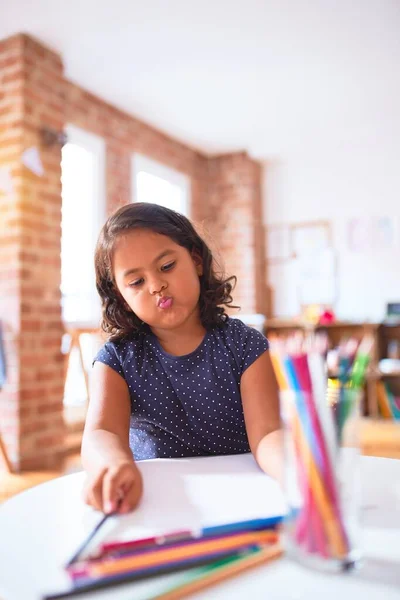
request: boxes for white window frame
[131,153,191,216]
[61,124,106,326]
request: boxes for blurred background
[0,1,399,476]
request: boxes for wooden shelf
[360,418,400,459]
[365,369,400,380]
[377,371,400,378]
[264,318,400,422]
[264,319,381,418]
[265,318,379,330]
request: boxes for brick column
[206,152,270,316]
[0,34,65,470]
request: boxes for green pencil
[150,543,282,600]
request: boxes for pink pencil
[292,428,328,557]
[292,355,342,502]
[291,354,349,553]
[100,530,192,556]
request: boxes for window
[131,154,190,216]
[61,125,106,325]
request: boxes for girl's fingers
[119,473,143,514]
[102,468,121,513]
[102,464,135,513]
[83,463,143,514]
[83,469,106,511]
[91,470,107,511]
[118,483,133,514]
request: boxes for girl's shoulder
[216,315,265,339]
[97,330,146,362]
[210,316,268,352]
[212,316,269,373]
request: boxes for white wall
[263,134,400,322]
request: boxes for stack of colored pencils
[270,333,372,564]
[376,380,400,420]
[58,517,282,597]
[327,336,374,442]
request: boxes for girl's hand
[83,460,143,514]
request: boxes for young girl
[82,202,282,515]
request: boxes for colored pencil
[44,544,282,600]
[272,347,346,557]
[69,529,279,578]
[291,409,347,558]
[91,516,282,562]
[291,424,328,557]
[151,542,283,600]
[100,530,192,556]
[44,550,249,599]
[72,530,277,579]
[96,529,278,563]
[291,355,347,547]
[65,510,116,567]
[307,352,336,467]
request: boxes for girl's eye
[161,261,175,272]
[129,278,144,287]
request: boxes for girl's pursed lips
[157,296,173,309]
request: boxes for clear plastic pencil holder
[282,384,362,572]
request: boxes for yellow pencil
[272,350,348,558]
[291,410,348,558]
[271,352,289,390]
[154,543,283,600]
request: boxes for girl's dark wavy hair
[95,202,237,341]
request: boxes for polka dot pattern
[94,317,269,461]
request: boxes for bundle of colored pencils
[270,333,372,563]
[327,336,374,442]
[56,517,282,598]
[377,380,400,420]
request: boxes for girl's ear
[191,252,203,276]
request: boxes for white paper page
[84,454,286,555]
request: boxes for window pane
[61,142,99,323]
[137,171,185,214]
[132,154,190,216]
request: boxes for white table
[0,454,399,600]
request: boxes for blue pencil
[283,356,324,470]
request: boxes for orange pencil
[271,350,348,559]
[291,410,347,558]
[271,352,289,390]
[86,530,278,578]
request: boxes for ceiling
[1,0,400,158]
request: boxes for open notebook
[83,454,285,557]
[44,454,286,600]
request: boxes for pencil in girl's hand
[65,498,123,567]
[65,512,114,568]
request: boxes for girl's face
[112,229,203,334]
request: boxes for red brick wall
[0,34,65,470]
[206,152,270,314]
[65,83,209,222]
[65,89,268,312]
[0,33,267,469]
[0,35,23,468]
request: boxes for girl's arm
[81,362,143,513]
[240,350,283,485]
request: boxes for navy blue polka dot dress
[93,317,269,460]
